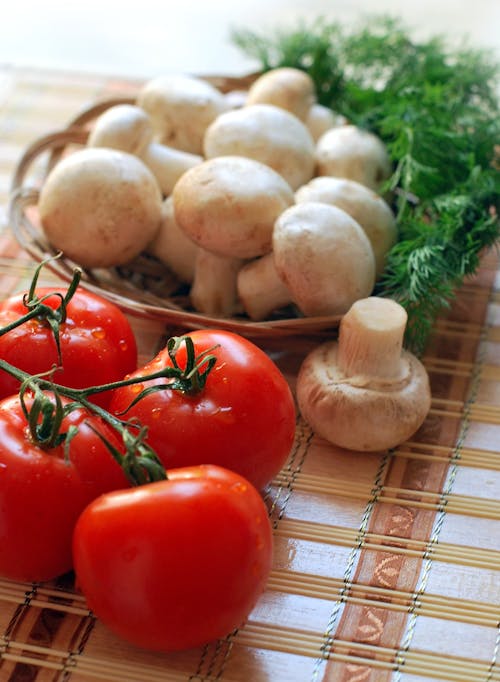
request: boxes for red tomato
[73,465,273,651]
[0,393,129,582]
[109,330,296,490]
[0,287,137,408]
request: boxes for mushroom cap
[295,176,397,277]
[296,340,431,451]
[246,67,316,121]
[87,104,153,155]
[305,104,347,142]
[172,155,295,259]
[137,74,228,155]
[273,202,375,316]
[316,124,392,191]
[203,103,315,191]
[38,148,162,269]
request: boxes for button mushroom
[296,297,432,452]
[147,196,197,284]
[172,155,295,316]
[87,103,202,196]
[203,103,315,190]
[305,104,347,142]
[245,67,316,121]
[237,201,376,320]
[38,147,162,269]
[295,176,397,277]
[137,74,228,155]
[316,124,392,191]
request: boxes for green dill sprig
[231,15,500,353]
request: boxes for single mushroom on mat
[38,147,162,269]
[203,103,315,191]
[245,67,316,121]
[316,124,392,191]
[87,104,202,196]
[137,74,228,155]
[295,176,397,277]
[172,155,295,317]
[237,202,376,321]
[296,297,431,452]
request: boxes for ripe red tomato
[109,330,296,490]
[73,464,273,651]
[0,393,129,582]
[0,286,137,408]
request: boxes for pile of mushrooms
[38,66,397,319]
[36,66,432,452]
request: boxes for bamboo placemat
[0,65,499,682]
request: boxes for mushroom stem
[190,249,244,318]
[337,297,407,381]
[237,253,291,321]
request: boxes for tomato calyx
[116,336,219,416]
[0,257,82,368]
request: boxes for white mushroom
[147,196,198,283]
[190,250,245,318]
[296,297,431,451]
[87,104,202,196]
[316,124,392,191]
[305,104,347,142]
[224,89,248,110]
[237,252,291,321]
[237,202,375,320]
[38,148,162,269]
[295,176,397,277]
[203,104,315,190]
[246,67,316,121]
[172,156,295,316]
[137,74,228,155]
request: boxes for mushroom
[296,297,431,451]
[137,74,228,155]
[87,104,202,196]
[189,250,245,318]
[305,104,347,142]
[295,176,397,277]
[315,124,392,191]
[38,147,162,269]
[203,104,315,190]
[172,156,295,316]
[147,196,198,283]
[245,67,316,121]
[237,202,375,320]
[224,89,248,110]
[237,252,291,321]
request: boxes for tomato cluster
[0,282,295,652]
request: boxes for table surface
[0,64,499,682]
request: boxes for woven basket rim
[8,78,343,339]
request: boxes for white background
[1,0,499,79]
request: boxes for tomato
[0,286,137,408]
[73,464,273,651]
[109,330,296,490]
[0,393,129,582]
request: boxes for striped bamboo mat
[0,65,499,682]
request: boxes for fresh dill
[231,16,500,353]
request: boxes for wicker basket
[8,75,342,339]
